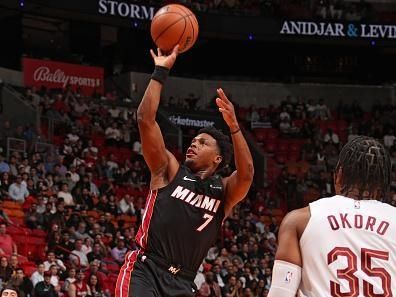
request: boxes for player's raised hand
[150,45,179,70]
[215,88,239,131]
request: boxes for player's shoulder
[280,206,311,238]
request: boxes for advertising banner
[163,109,226,130]
[23,58,104,96]
[280,20,396,40]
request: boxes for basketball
[150,4,199,54]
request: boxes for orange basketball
[150,4,199,54]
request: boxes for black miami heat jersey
[135,165,225,273]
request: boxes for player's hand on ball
[216,88,239,131]
[150,45,179,70]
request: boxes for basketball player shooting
[115,45,254,297]
[268,136,395,297]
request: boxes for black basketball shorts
[115,250,198,297]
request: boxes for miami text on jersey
[171,186,221,213]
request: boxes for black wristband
[151,66,170,85]
[230,128,241,135]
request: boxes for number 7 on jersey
[196,213,214,231]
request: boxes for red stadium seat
[292,119,305,128]
[4,209,25,219]
[3,201,22,210]
[287,152,300,162]
[237,107,249,121]
[275,152,287,164]
[277,140,288,152]
[266,129,279,140]
[289,142,301,153]
[264,141,277,153]
[92,135,106,147]
[337,120,348,132]
[253,128,267,143]
[21,262,37,277]
[107,263,120,274]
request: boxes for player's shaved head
[335,136,391,200]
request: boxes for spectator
[0,173,12,198]
[33,271,58,297]
[99,213,115,235]
[25,203,42,229]
[323,129,340,145]
[8,268,33,297]
[66,165,80,184]
[61,268,76,293]
[48,265,60,291]
[194,265,206,292]
[30,263,45,287]
[0,155,10,174]
[197,271,222,297]
[117,194,135,215]
[85,261,106,286]
[9,254,19,274]
[0,201,13,225]
[87,274,106,297]
[132,140,142,155]
[82,238,93,255]
[73,222,92,241]
[212,264,225,289]
[43,252,66,272]
[8,156,18,177]
[57,184,74,207]
[0,256,13,285]
[384,129,396,149]
[70,239,89,268]
[0,224,17,256]
[1,287,19,297]
[110,237,128,265]
[315,99,331,120]
[68,270,90,297]
[104,122,121,147]
[279,107,290,122]
[87,243,105,263]
[279,118,291,135]
[8,176,29,203]
[47,232,62,253]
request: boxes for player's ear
[334,167,343,195]
[214,155,222,165]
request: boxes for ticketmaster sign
[98,0,155,20]
[169,115,215,128]
[280,20,396,39]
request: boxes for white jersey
[299,195,396,297]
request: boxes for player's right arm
[137,46,180,188]
[268,207,310,297]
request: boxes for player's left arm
[268,208,309,297]
[216,88,254,217]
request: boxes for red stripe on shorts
[135,190,158,249]
[115,249,142,297]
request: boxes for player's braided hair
[198,126,232,169]
[335,136,391,200]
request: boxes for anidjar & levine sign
[280,20,396,39]
[98,0,155,20]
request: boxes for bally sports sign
[280,20,396,39]
[23,58,104,96]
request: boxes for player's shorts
[115,250,198,297]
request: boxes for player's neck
[193,168,216,180]
[339,188,380,200]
